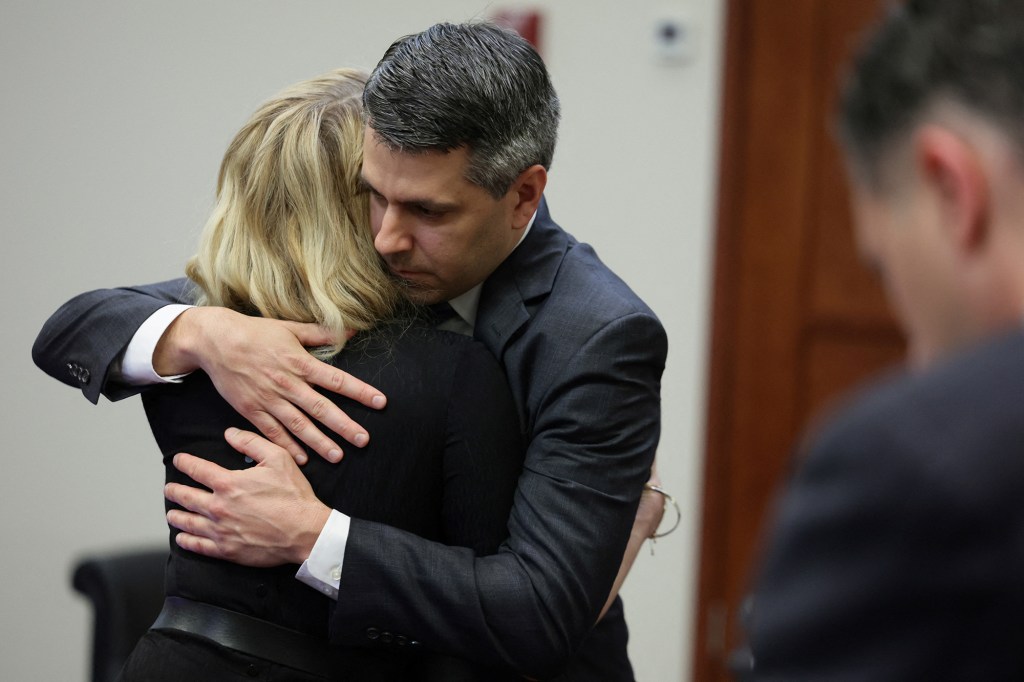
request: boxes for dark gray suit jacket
[33,200,667,680]
[742,329,1024,681]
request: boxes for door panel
[695,2,901,680]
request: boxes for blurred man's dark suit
[743,328,1024,681]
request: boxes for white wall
[0,1,724,679]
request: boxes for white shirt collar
[447,210,537,331]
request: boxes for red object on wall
[491,9,543,54]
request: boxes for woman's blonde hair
[186,68,401,358]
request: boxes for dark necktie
[428,301,457,325]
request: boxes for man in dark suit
[742,1,1024,678]
[33,23,667,681]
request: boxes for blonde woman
[109,69,523,680]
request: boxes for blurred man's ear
[915,125,990,254]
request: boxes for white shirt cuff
[120,304,194,384]
[295,509,350,600]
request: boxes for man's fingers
[287,387,370,454]
[244,410,309,465]
[292,363,384,453]
[164,481,213,516]
[173,531,226,560]
[224,427,300,466]
[279,320,337,348]
[304,360,387,412]
[262,398,346,462]
[171,453,229,490]
[166,508,218,537]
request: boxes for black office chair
[71,547,168,682]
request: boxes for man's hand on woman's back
[157,307,386,464]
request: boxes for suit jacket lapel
[476,198,570,359]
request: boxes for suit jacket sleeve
[330,312,667,678]
[32,278,196,403]
[744,407,1024,681]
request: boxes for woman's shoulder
[346,316,481,355]
[330,317,513,430]
[334,316,499,379]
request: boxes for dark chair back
[71,547,168,682]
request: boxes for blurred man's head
[839,0,1024,368]
[359,23,559,303]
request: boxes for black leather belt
[152,596,345,678]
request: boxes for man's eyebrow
[357,176,376,193]
[407,198,459,213]
[357,176,459,213]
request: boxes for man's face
[360,128,522,305]
[850,172,969,369]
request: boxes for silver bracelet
[643,483,681,539]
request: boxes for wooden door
[694,1,904,679]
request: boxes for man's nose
[374,207,413,255]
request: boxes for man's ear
[509,164,547,229]
[915,125,990,253]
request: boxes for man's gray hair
[363,22,560,198]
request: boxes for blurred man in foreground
[744,0,1024,678]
